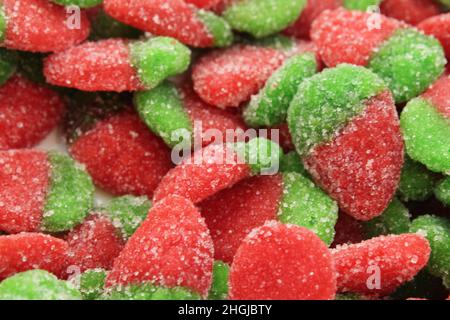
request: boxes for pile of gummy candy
[0,0,449,301]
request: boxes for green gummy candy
[369,28,446,104]
[105,195,151,239]
[51,0,102,8]
[0,5,6,43]
[90,10,142,40]
[244,53,317,128]
[235,137,284,175]
[437,0,450,7]
[363,198,410,239]
[410,215,450,289]
[78,269,107,300]
[208,261,230,300]
[0,270,81,300]
[400,98,450,174]
[278,172,338,245]
[343,0,381,11]
[280,151,308,176]
[435,177,450,207]
[287,64,386,156]
[398,155,441,202]
[0,48,18,86]
[197,10,233,48]
[223,0,307,38]
[42,152,94,232]
[103,284,201,300]
[134,82,193,148]
[130,37,191,90]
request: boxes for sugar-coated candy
[312,8,446,103]
[221,0,306,38]
[410,215,450,288]
[69,110,173,198]
[44,37,191,92]
[103,283,200,300]
[435,177,450,207]
[0,48,17,85]
[208,261,230,300]
[106,195,214,298]
[0,150,94,233]
[103,0,233,48]
[400,75,450,174]
[153,138,283,204]
[185,0,222,10]
[243,52,318,128]
[362,198,410,239]
[418,13,450,61]
[51,0,102,8]
[332,234,430,295]
[66,213,124,274]
[0,0,90,52]
[398,155,441,202]
[343,0,381,10]
[380,0,440,25]
[77,269,107,300]
[135,82,247,148]
[229,221,336,300]
[0,270,81,300]
[0,75,64,151]
[89,9,142,40]
[288,65,404,221]
[201,173,338,264]
[0,233,68,280]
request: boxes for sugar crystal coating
[77,269,107,300]
[419,13,450,60]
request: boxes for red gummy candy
[103,0,214,47]
[332,234,430,295]
[70,111,173,198]
[200,175,283,263]
[418,14,450,62]
[0,76,64,151]
[283,0,341,39]
[66,214,124,274]
[0,150,49,234]
[2,0,90,52]
[229,221,336,300]
[380,0,440,26]
[0,233,68,280]
[106,195,214,297]
[331,212,364,248]
[192,44,286,108]
[304,91,404,221]
[44,39,143,92]
[311,8,401,67]
[153,143,251,204]
[421,74,450,119]
[184,0,222,9]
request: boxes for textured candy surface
[229,221,336,300]
[0,150,49,233]
[209,261,230,300]
[103,283,200,300]
[77,269,107,300]
[0,233,68,280]
[0,270,81,300]
[343,0,381,10]
[222,0,306,38]
[419,14,450,60]
[66,214,124,273]
[106,196,214,297]
[70,112,173,198]
[332,234,430,295]
[380,0,440,25]
[2,0,90,52]
[0,76,64,150]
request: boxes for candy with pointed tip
[418,13,450,61]
[0,270,81,300]
[0,0,90,52]
[311,8,446,103]
[103,0,233,48]
[106,195,214,298]
[229,221,336,300]
[0,75,65,151]
[69,111,173,198]
[380,0,440,25]
[0,233,68,280]
[401,75,450,174]
[332,234,430,295]
[288,65,404,221]
[0,150,94,234]
[153,138,284,204]
[44,37,191,92]
[134,82,247,149]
